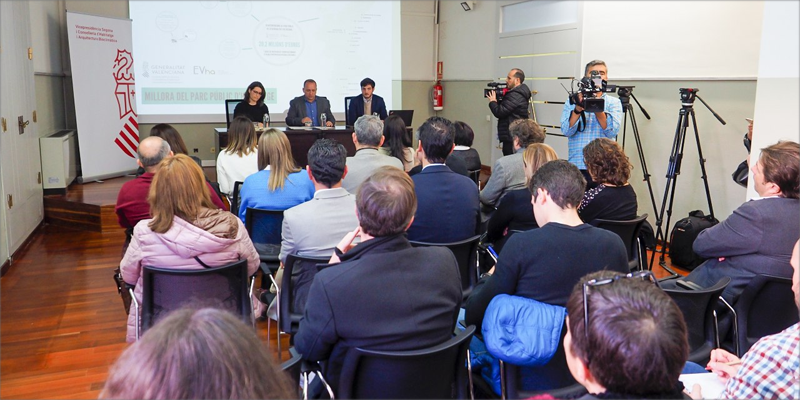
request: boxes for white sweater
[216,150,259,195]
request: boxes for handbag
[113,267,134,314]
[732,160,748,187]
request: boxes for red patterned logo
[113,49,138,158]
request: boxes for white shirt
[216,149,259,195]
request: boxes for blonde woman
[237,129,314,222]
[484,143,558,251]
[216,116,259,197]
[120,155,260,343]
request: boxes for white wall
[748,0,800,199]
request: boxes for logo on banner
[113,49,139,158]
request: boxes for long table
[214,126,355,167]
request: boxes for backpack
[668,210,719,270]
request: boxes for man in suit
[407,116,480,243]
[480,119,544,207]
[280,139,359,312]
[346,77,388,125]
[285,79,335,127]
[295,167,462,395]
[341,115,403,193]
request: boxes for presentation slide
[129,1,396,123]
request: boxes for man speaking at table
[286,79,335,127]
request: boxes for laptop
[389,110,414,127]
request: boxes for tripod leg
[690,111,716,220]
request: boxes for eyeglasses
[582,270,660,340]
[251,90,263,95]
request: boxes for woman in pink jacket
[121,154,260,342]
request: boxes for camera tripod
[651,88,726,275]
[616,86,659,243]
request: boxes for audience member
[563,271,689,399]
[341,115,403,193]
[277,139,359,313]
[149,123,201,167]
[578,138,638,223]
[100,307,295,399]
[115,137,226,231]
[466,160,628,331]
[237,129,314,223]
[484,143,557,251]
[450,121,482,171]
[698,240,799,400]
[295,166,461,395]
[233,81,270,125]
[120,155,259,342]
[216,116,259,197]
[480,119,544,207]
[406,116,480,243]
[379,114,416,171]
[678,140,800,302]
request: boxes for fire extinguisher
[432,81,443,111]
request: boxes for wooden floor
[1,214,687,398]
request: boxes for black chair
[662,276,730,364]
[282,347,303,394]
[244,207,284,285]
[273,254,330,360]
[337,325,476,399]
[132,259,252,340]
[410,235,481,303]
[345,96,358,126]
[468,169,481,186]
[731,274,798,356]
[225,99,242,128]
[590,214,648,271]
[230,181,243,216]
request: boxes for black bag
[732,160,749,187]
[668,210,719,270]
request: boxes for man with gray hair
[115,136,226,230]
[341,115,403,193]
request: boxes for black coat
[489,84,532,141]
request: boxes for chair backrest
[244,207,284,248]
[338,325,476,399]
[140,260,250,335]
[591,214,648,267]
[280,253,331,334]
[735,274,799,354]
[663,276,730,363]
[230,181,243,216]
[345,96,358,126]
[410,235,481,301]
[468,169,481,186]
[225,99,242,128]
[282,347,303,391]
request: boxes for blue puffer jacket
[470,294,566,395]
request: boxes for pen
[724,360,742,366]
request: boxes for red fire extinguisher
[432,80,443,111]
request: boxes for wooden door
[0,0,43,259]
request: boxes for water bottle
[263,113,270,127]
[320,113,327,128]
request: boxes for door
[0,0,43,259]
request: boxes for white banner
[67,12,138,182]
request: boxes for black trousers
[501,139,514,156]
[580,169,598,190]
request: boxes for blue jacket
[347,94,388,125]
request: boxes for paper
[680,373,726,399]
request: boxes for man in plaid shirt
[701,240,800,399]
[560,60,622,187]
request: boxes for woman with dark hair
[379,114,416,171]
[216,116,259,197]
[578,138,637,223]
[563,270,689,399]
[233,81,270,125]
[101,307,296,399]
[450,121,482,171]
[238,129,314,223]
[120,155,259,342]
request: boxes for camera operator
[560,60,622,186]
[487,68,532,156]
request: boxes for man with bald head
[115,136,226,231]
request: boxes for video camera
[680,88,699,106]
[484,82,508,101]
[567,70,616,113]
